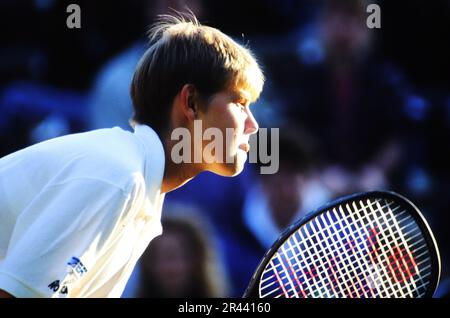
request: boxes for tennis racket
[243,191,441,298]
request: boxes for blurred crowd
[0,0,449,298]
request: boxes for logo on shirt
[66,256,88,278]
[48,280,68,295]
[48,256,88,296]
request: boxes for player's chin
[228,162,245,177]
[212,156,246,177]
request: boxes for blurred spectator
[264,0,403,171]
[256,0,409,208]
[0,81,88,156]
[88,43,143,131]
[319,137,402,198]
[133,203,229,298]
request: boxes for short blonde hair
[130,13,264,135]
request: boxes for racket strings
[262,215,430,298]
[267,201,429,298]
[352,199,429,296]
[365,200,418,296]
[333,201,413,298]
[277,201,429,298]
[310,205,382,297]
[310,202,390,297]
[259,198,432,298]
[261,201,401,292]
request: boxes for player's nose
[244,108,259,135]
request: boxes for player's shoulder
[39,126,162,193]
[77,127,141,158]
[42,127,145,190]
[83,128,145,174]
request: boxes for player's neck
[161,163,196,193]
[160,140,203,193]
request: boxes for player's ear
[179,84,199,121]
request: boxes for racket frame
[243,190,441,298]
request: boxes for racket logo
[366,228,418,285]
[387,246,417,284]
[366,228,419,287]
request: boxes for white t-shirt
[0,124,165,298]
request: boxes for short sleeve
[0,177,134,298]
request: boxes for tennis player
[0,14,263,298]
